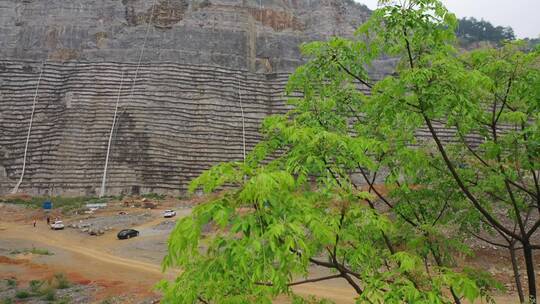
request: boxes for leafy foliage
[10,247,53,256]
[14,290,30,299]
[162,0,539,303]
[53,273,71,290]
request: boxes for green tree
[456,17,515,46]
[161,0,539,303]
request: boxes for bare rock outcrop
[0,0,374,196]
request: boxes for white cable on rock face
[238,79,247,161]
[112,0,158,134]
[127,0,158,106]
[104,0,158,195]
[100,71,125,198]
[11,61,46,194]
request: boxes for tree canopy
[456,17,515,46]
[160,1,540,303]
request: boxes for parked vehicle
[50,221,65,230]
[163,210,176,218]
[117,229,139,240]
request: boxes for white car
[50,221,65,230]
[163,210,176,218]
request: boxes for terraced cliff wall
[0,0,376,196]
[0,60,290,195]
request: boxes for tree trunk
[522,242,537,302]
[429,243,461,304]
[509,243,525,303]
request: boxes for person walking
[33,219,36,228]
[46,216,50,225]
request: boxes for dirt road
[1,221,168,301]
[0,209,522,304]
[3,226,161,275]
[1,217,360,303]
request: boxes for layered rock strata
[0,0,372,195]
[0,0,489,196]
[1,60,291,195]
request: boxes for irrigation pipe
[126,0,158,108]
[238,79,247,161]
[102,0,158,195]
[11,61,46,194]
[99,71,125,198]
[111,0,158,144]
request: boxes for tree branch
[468,230,510,249]
[334,60,373,89]
[432,199,449,226]
[357,165,393,208]
[494,76,513,125]
[256,274,343,287]
[290,249,361,280]
[527,219,540,238]
[422,115,521,240]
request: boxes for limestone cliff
[1,0,371,72]
[0,0,372,196]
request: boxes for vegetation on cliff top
[456,17,539,50]
[456,17,515,46]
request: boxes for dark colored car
[117,229,139,240]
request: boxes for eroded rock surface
[0,0,374,195]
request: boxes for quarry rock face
[0,0,372,196]
[1,0,370,72]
